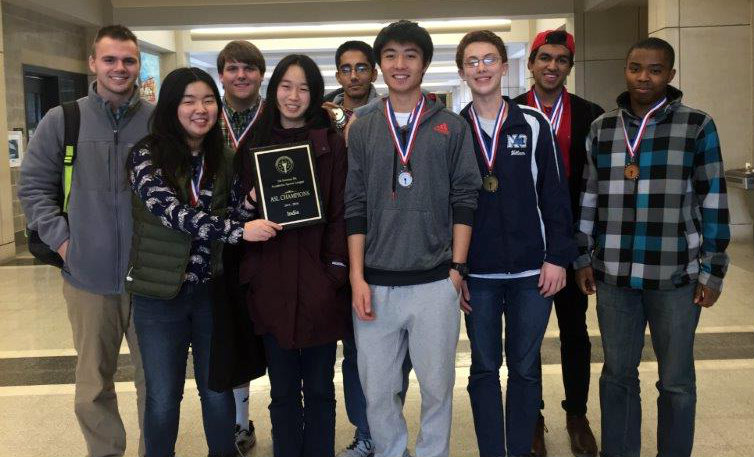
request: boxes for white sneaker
[336,436,375,457]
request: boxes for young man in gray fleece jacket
[345,20,481,457]
[18,25,151,457]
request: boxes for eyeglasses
[463,55,501,68]
[338,63,372,75]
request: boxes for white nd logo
[275,156,294,174]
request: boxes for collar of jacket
[616,84,683,122]
[459,96,528,130]
[89,81,143,119]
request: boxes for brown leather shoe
[566,415,598,457]
[531,414,547,457]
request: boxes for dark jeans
[537,267,592,416]
[132,282,235,457]
[342,335,412,440]
[596,281,700,457]
[465,275,553,457]
[264,334,337,457]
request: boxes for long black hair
[245,54,329,149]
[129,67,224,197]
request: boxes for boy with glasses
[456,30,577,457]
[324,41,380,134]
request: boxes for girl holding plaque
[126,67,278,457]
[237,54,349,457]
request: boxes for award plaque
[250,141,325,229]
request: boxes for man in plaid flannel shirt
[574,37,730,457]
[216,39,267,455]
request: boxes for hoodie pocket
[366,208,443,271]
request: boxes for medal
[624,163,640,180]
[398,169,413,187]
[469,99,508,192]
[385,96,426,188]
[620,96,666,180]
[533,90,564,133]
[482,174,499,192]
[222,99,264,151]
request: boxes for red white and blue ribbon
[620,96,667,161]
[189,155,205,206]
[384,95,426,166]
[222,100,264,151]
[533,90,564,133]
[469,100,508,173]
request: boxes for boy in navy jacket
[456,30,577,457]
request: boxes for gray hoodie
[18,83,153,295]
[345,94,481,286]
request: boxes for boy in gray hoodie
[345,20,480,457]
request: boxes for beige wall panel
[573,60,586,97]
[648,27,681,84]
[584,7,641,61]
[583,59,626,111]
[648,0,679,34]
[680,26,752,168]
[679,0,751,27]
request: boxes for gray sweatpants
[353,278,461,457]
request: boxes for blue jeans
[342,335,412,440]
[465,275,553,457]
[264,334,337,457]
[132,282,235,457]
[597,281,700,457]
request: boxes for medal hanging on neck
[385,95,425,188]
[222,100,264,151]
[533,90,564,134]
[469,100,508,193]
[620,97,666,180]
[189,155,205,207]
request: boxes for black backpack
[26,101,80,268]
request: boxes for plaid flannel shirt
[220,97,262,151]
[574,86,730,291]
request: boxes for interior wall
[1,2,90,251]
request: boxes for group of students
[18,18,729,457]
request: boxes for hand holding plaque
[249,141,325,229]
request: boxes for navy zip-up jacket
[460,98,577,274]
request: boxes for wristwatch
[451,262,469,279]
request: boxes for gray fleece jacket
[345,94,481,286]
[18,83,153,295]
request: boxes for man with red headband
[513,29,603,457]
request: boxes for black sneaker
[234,420,256,455]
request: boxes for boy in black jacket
[457,30,577,457]
[513,29,603,457]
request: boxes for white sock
[233,384,250,430]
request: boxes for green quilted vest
[126,149,235,299]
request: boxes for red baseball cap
[531,30,575,57]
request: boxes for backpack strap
[61,101,80,213]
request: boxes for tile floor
[0,242,752,456]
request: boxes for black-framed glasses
[338,63,372,75]
[463,55,501,68]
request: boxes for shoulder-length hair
[245,54,329,149]
[129,67,224,197]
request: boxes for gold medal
[483,174,499,192]
[624,163,639,180]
